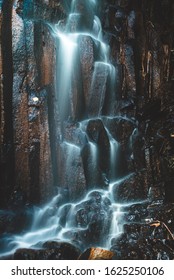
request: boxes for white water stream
[0,0,140,258]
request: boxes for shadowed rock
[87,119,110,175]
[14,242,81,260]
[103,117,135,143]
[112,170,148,203]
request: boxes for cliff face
[1,0,173,205]
[104,0,174,202]
[0,0,64,206]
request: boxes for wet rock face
[57,142,86,201]
[0,0,64,206]
[78,35,94,113]
[110,221,174,260]
[111,236,174,260]
[85,119,110,181]
[0,208,32,235]
[81,143,107,189]
[66,0,94,32]
[112,170,148,203]
[103,117,135,143]
[123,202,149,223]
[88,62,110,117]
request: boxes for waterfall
[0,0,141,258]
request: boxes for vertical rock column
[0,1,15,207]
[12,1,56,204]
[0,0,65,207]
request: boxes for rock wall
[0,0,64,207]
[102,0,174,203]
[0,0,174,208]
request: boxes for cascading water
[0,0,144,258]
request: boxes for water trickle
[89,141,98,164]
[110,139,119,179]
[62,141,80,172]
[93,15,103,40]
[56,33,78,120]
[88,62,110,117]
[107,205,123,247]
[105,128,119,180]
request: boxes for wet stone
[123,43,136,95]
[0,209,32,235]
[57,142,86,201]
[78,35,94,111]
[88,62,110,118]
[87,119,110,175]
[76,209,88,227]
[102,117,135,143]
[58,191,113,249]
[66,13,83,32]
[110,234,174,260]
[81,143,107,189]
[63,121,87,147]
[147,203,174,233]
[71,0,95,31]
[14,242,81,260]
[57,204,72,228]
[113,170,148,203]
[124,202,149,223]
[79,247,114,260]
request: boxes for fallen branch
[149,220,174,240]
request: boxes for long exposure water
[0,0,142,258]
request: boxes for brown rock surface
[79,247,114,260]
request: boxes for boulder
[79,247,114,260]
[14,242,81,260]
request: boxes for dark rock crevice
[0,0,15,208]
